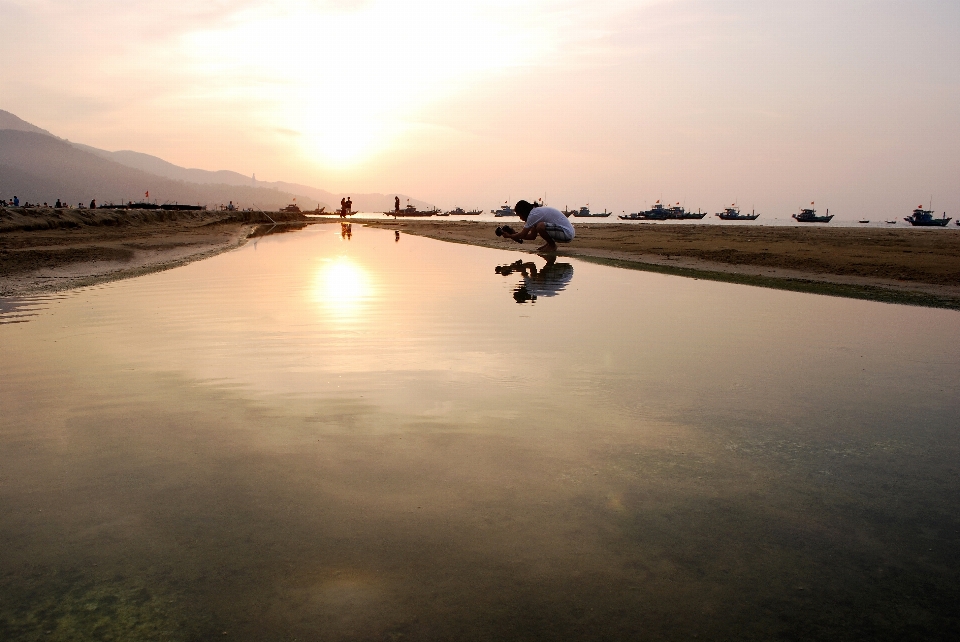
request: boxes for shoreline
[365,220,960,309]
[3,210,959,309]
[0,208,321,297]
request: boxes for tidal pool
[2,224,959,641]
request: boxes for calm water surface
[2,224,959,641]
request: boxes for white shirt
[524,206,575,239]
[523,262,574,298]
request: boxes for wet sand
[5,211,960,307]
[367,220,960,308]
[0,208,319,296]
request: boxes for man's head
[515,200,538,221]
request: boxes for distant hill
[0,130,315,209]
[0,109,432,212]
[0,109,55,137]
[73,144,431,212]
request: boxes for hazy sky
[2,0,958,217]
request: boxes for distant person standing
[345,197,353,214]
[89,199,96,209]
[13,196,19,207]
[340,197,346,217]
[498,200,575,252]
[395,195,400,212]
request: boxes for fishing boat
[715,206,759,221]
[793,205,833,223]
[571,206,612,218]
[464,209,482,216]
[674,207,707,220]
[444,207,467,216]
[280,203,301,213]
[387,204,439,217]
[886,220,897,224]
[858,220,870,224]
[493,204,516,217]
[160,203,206,211]
[904,206,951,227]
[620,201,671,220]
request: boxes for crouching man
[500,200,575,252]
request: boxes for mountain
[0,110,431,211]
[71,144,257,187]
[0,109,55,137]
[0,130,315,209]
[72,144,431,212]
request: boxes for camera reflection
[495,256,574,303]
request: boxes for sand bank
[366,220,960,309]
[0,208,316,297]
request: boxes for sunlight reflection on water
[315,256,373,319]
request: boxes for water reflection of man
[341,222,352,239]
[498,200,575,252]
[495,256,574,303]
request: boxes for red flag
[145,191,149,198]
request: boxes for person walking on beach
[498,200,575,252]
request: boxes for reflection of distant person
[341,222,352,239]
[495,256,574,303]
[395,196,400,212]
[497,200,575,252]
[395,230,400,242]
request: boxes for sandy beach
[4,210,960,308]
[367,220,960,308]
[0,207,316,297]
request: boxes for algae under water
[1,225,959,640]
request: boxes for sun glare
[316,258,371,317]
[180,0,549,168]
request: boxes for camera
[495,226,523,243]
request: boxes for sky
[1,0,959,218]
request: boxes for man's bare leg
[534,222,557,252]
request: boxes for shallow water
[314,211,960,228]
[2,224,959,641]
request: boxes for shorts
[544,222,573,243]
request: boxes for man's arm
[503,225,539,241]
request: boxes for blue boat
[904,206,951,227]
